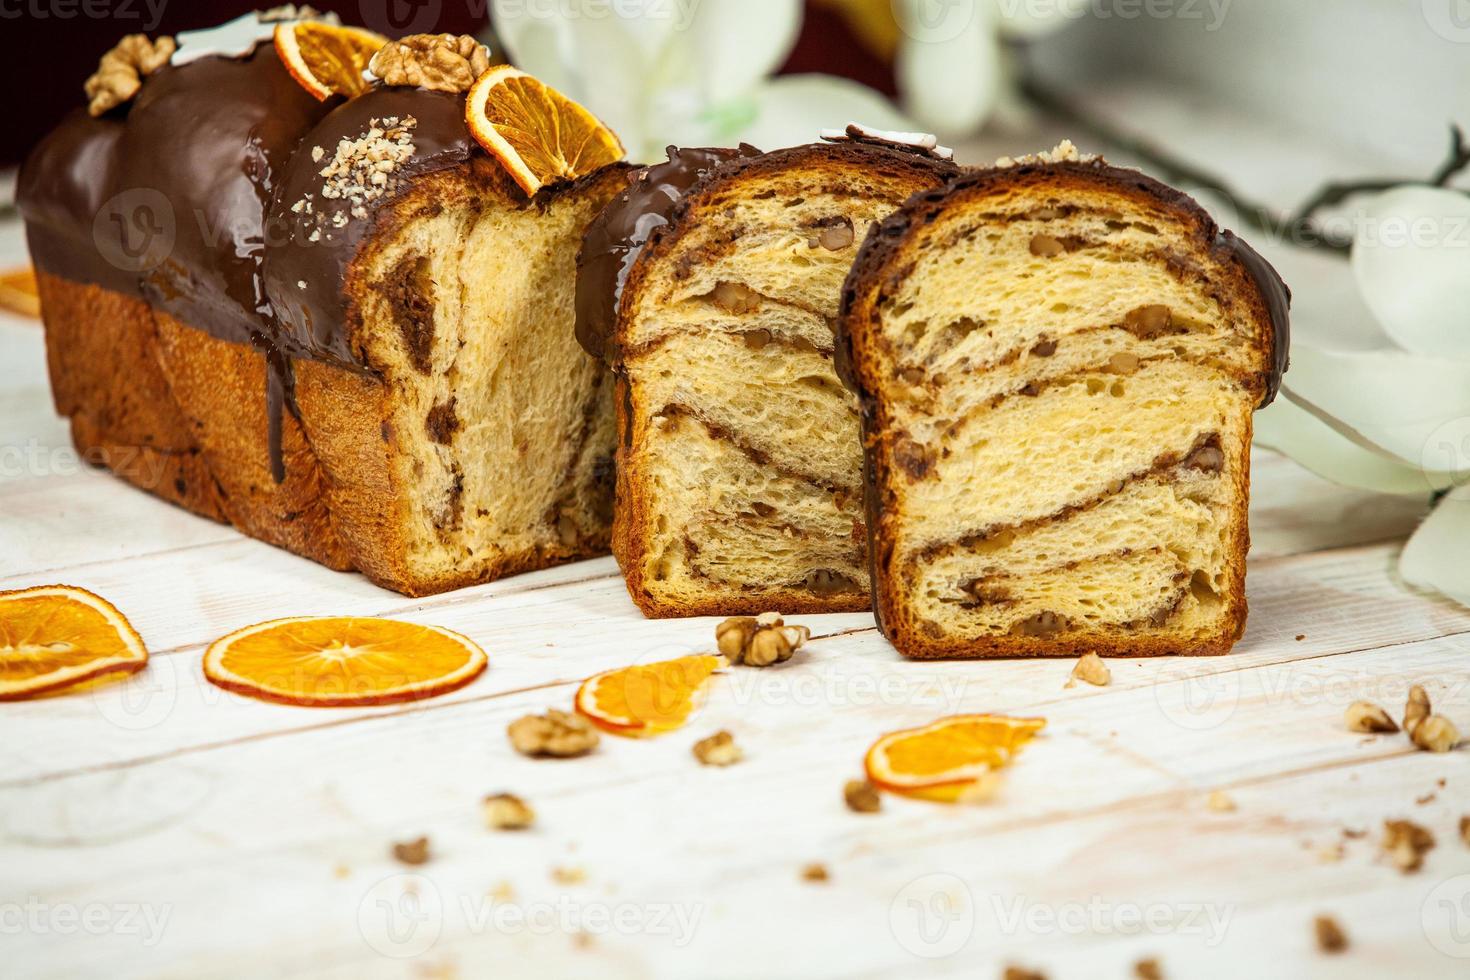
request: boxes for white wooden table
[3,203,1470,980]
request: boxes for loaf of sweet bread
[18,13,628,596]
[837,143,1290,657]
[576,130,957,617]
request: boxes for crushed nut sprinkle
[392,835,430,865]
[369,33,490,93]
[1344,700,1399,734]
[715,612,810,667]
[1382,819,1435,873]
[1067,652,1111,688]
[995,139,1097,169]
[692,730,743,767]
[508,708,600,758]
[483,792,536,830]
[844,779,881,814]
[299,115,418,233]
[1133,958,1162,980]
[800,862,830,883]
[1314,914,1348,953]
[85,34,176,116]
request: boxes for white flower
[1255,185,1470,604]
[491,0,909,161]
[893,0,1086,133]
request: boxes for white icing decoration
[820,121,953,161]
[172,7,335,66]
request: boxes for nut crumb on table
[800,862,829,883]
[1133,958,1162,980]
[483,792,536,830]
[1382,819,1435,872]
[692,730,743,766]
[392,836,430,866]
[844,779,882,813]
[1314,914,1348,953]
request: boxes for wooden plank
[2,638,1464,978]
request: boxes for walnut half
[507,708,599,758]
[85,34,176,117]
[715,612,810,667]
[369,33,491,94]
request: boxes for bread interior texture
[869,187,1264,650]
[619,154,949,611]
[348,180,616,585]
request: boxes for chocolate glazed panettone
[837,144,1291,658]
[19,14,630,596]
[576,131,958,618]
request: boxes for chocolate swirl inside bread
[585,141,957,617]
[838,155,1289,657]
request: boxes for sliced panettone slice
[838,144,1290,658]
[585,136,958,617]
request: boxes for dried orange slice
[864,714,1046,802]
[0,585,148,700]
[274,21,386,101]
[0,266,40,318]
[575,654,727,737]
[203,617,486,707]
[465,65,625,196]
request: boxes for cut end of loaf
[611,143,957,617]
[841,161,1285,657]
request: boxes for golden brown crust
[840,162,1270,658]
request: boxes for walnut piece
[391,836,430,865]
[483,793,535,830]
[369,33,490,94]
[800,862,829,883]
[692,730,743,767]
[85,34,176,116]
[1412,714,1461,753]
[1344,700,1398,733]
[1382,818,1435,873]
[1314,915,1348,953]
[508,708,599,757]
[1205,790,1236,813]
[715,612,810,667]
[1404,684,1431,734]
[843,779,881,814]
[1133,959,1162,980]
[1067,652,1110,688]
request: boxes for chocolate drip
[574,144,762,362]
[1216,230,1291,406]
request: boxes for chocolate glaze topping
[1215,229,1291,405]
[18,37,492,482]
[574,144,762,362]
[16,110,133,295]
[263,87,475,368]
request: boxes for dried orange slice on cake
[203,616,486,707]
[0,585,148,700]
[865,714,1046,802]
[465,65,625,196]
[275,21,386,101]
[575,654,727,737]
[0,266,40,319]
